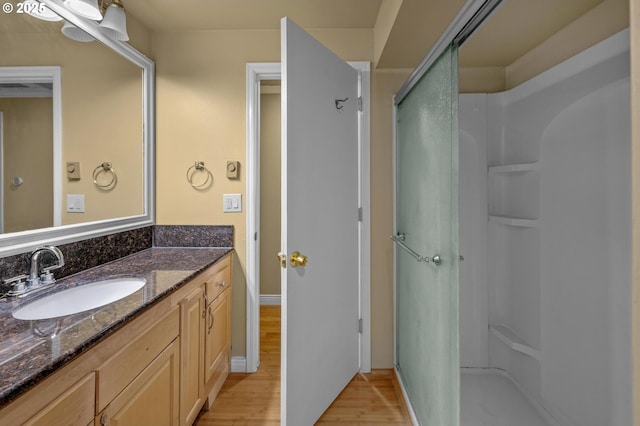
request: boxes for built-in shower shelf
[489,324,541,361]
[488,162,539,173]
[489,215,538,227]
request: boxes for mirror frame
[0,0,155,257]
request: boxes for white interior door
[280,18,360,425]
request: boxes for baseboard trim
[231,356,247,373]
[393,367,419,425]
[260,294,281,305]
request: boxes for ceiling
[123,0,607,70]
[124,0,383,32]
[4,0,611,70]
[460,0,604,67]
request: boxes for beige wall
[259,91,281,296]
[0,97,53,232]
[152,28,373,359]
[506,0,629,89]
[370,69,411,367]
[59,47,143,225]
[459,0,628,93]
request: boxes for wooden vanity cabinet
[204,285,231,402]
[0,254,232,426]
[23,373,95,426]
[203,256,232,408]
[96,307,180,426]
[179,286,205,426]
[176,254,232,425]
[97,340,180,426]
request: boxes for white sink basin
[12,277,146,320]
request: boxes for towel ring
[187,161,212,189]
[93,162,117,190]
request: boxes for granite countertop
[0,247,232,409]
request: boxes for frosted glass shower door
[395,43,459,425]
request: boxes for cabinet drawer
[96,307,180,412]
[205,256,231,302]
[23,373,95,426]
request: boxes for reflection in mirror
[0,6,145,239]
[0,66,61,233]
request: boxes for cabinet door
[23,373,95,426]
[180,286,205,426]
[100,339,180,426]
[204,288,230,390]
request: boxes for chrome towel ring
[187,161,212,189]
[93,162,117,190]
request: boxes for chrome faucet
[2,246,65,299]
[27,246,65,289]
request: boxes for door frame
[245,61,371,374]
[0,66,63,228]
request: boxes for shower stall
[393,3,632,424]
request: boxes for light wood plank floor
[195,305,409,425]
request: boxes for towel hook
[335,97,349,110]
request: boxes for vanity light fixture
[98,0,128,41]
[61,20,95,41]
[23,0,63,21]
[26,0,129,43]
[63,0,102,21]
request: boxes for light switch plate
[66,194,85,213]
[223,194,242,213]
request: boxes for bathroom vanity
[0,247,232,426]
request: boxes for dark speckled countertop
[0,247,232,409]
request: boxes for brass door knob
[290,251,308,268]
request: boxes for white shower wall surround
[458,29,631,426]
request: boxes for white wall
[459,30,632,426]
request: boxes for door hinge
[254,232,258,241]
[358,318,363,333]
[358,207,363,222]
[357,96,363,112]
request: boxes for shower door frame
[391,0,504,422]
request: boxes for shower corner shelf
[489,324,541,361]
[488,162,539,174]
[488,215,538,228]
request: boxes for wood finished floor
[195,305,409,425]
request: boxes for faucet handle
[40,270,56,286]
[4,274,28,296]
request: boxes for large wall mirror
[0,0,154,256]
